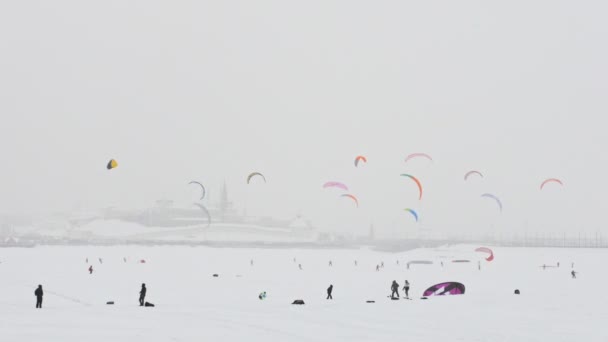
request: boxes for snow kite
[407,260,433,266]
[404,208,418,222]
[354,155,367,167]
[106,159,118,170]
[481,193,502,212]
[540,178,563,190]
[188,181,206,200]
[404,153,433,164]
[341,194,359,208]
[193,203,211,228]
[475,247,494,262]
[422,282,465,296]
[400,174,423,200]
[247,172,266,184]
[323,181,348,191]
[464,170,483,181]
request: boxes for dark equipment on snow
[213,274,219,277]
[106,301,115,305]
[366,300,375,303]
[144,302,155,307]
[292,300,305,305]
[514,289,520,295]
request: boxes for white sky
[0,1,607,236]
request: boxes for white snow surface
[0,245,606,341]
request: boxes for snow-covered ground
[0,245,606,341]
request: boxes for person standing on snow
[89,265,93,274]
[139,283,147,306]
[391,280,400,299]
[571,270,577,279]
[403,280,410,299]
[327,285,333,300]
[34,285,43,308]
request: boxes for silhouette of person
[403,280,410,299]
[391,280,400,299]
[139,283,147,306]
[327,285,333,300]
[35,285,43,308]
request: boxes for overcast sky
[0,1,607,236]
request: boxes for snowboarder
[139,283,147,306]
[391,280,400,299]
[327,285,333,300]
[34,285,43,308]
[403,280,410,299]
[88,265,93,274]
[258,291,267,300]
[571,270,577,279]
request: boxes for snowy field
[1,245,606,341]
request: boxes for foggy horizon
[1,1,607,237]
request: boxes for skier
[403,280,410,299]
[250,259,254,266]
[88,265,93,274]
[571,270,577,279]
[139,283,147,306]
[329,260,333,267]
[441,261,444,267]
[99,258,103,264]
[123,257,127,263]
[376,265,380,272]
[298,264,302,270]
[391,280,400,299]
[258,291,267,300]
[571,262,574,268]
[557,262,560,268]
[354,260,357,266]
[327,284,333,300]
[478,261,481,271]
[34,285,43,309]
[396,260,399,265]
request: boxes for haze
[1,1,606,237]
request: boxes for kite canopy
[341,194,359,208]
[475,247,494,261]
[404,153,433,163]
[464,170,483,181]
[407,260,433,266]
[193,203,211,228]
[400,174,423,200]
[404,208,418,222]
[481,193,502,212]
[423,282,465,296]
[188,181,206,200]
[106,159,118,170]
[540,178,563,190]
[323,181,348,191]
[354,155,367,167]
[247,172,266,184]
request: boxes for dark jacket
[327,285,333,294]
[140,286,147,298]
[35,287,43,298]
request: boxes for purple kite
[423,282,465,296]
